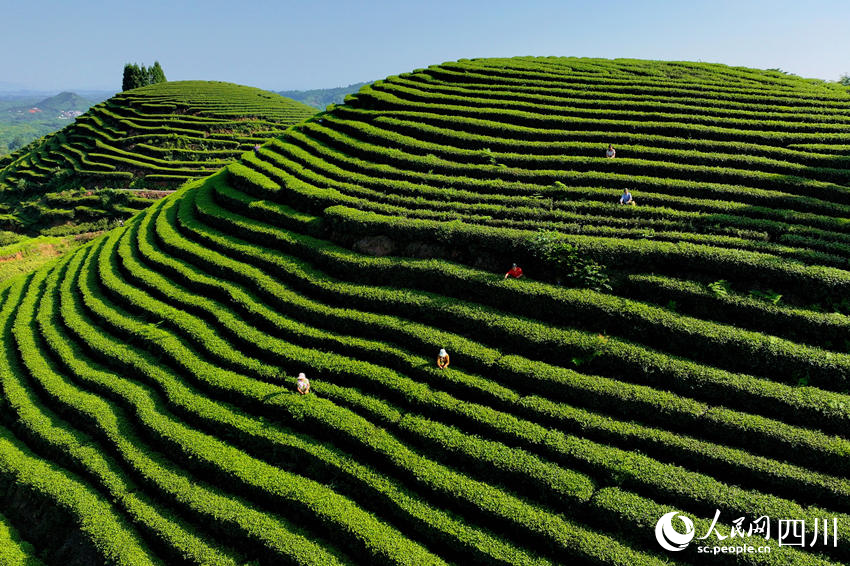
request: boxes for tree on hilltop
[122,63,143,91]
[149,61,167,84]
[121,61,167,91]
[121,64,132,91]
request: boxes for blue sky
[2,0,848,92]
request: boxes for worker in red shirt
[504,263,523,279]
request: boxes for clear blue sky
[2,0,848,92]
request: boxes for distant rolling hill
[30,91,93,113]
[0,80,316,235]
[278,81,370,109]
[3,57,850,566]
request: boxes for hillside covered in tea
[0,81,315,235]
[2,57,850,566]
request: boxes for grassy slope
[1,57,850,565]
[0,235,91,285]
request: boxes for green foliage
[528,230,611,290]
[0,231,25,247]
[708,278,732,297]
[67,229,655,565]
[122,63,143,91]
[149,61,167,84]
[749,288,783,305]
[122,61,167,91]
[623,273,850,348]
[201,179,850,427]
[481,147,498,165]
[0,512,44,566]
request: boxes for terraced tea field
[0,81,315,234]
[2,57,850,565]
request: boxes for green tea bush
[528,229,611,290]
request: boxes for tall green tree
[121,64,131,91]
[137,64,149,86]
[149,61,167,84]
[143,64,154,85]
[122,63,140,91]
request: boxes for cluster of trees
[122,62,167,91]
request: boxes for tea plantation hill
[0,81,316,235]
[4,56,850,566]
